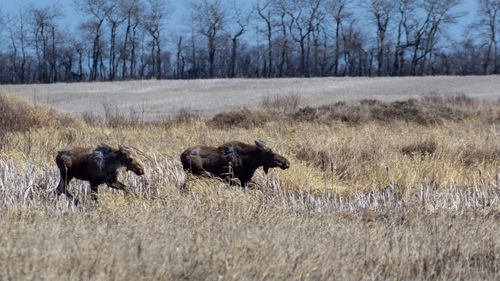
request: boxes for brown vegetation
[0,92,499,280]
[207,94,500,129]
[208,108,276,129]
[401,138,438,157]
[260,92,302,113]
[291,98,471,126]
[0,93,73,134]
[81,103,146,128]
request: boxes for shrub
[102,102,128,128]
[460,147,500,167]
[401,138,438,157]
[207,108,276,129]
[83,103,147,127]
[261,93,301,113]
[289,98,480,126]
[174,108,200,124]
[81,111,104,126]
[0,92,73,133]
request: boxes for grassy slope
[0,92,499,280]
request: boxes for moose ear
[255,140,271,152]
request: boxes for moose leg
[56,171,75,202]
[238,174,252,187]
[56,178,67,197]
[107,181,132,195]
[55,155,78,203]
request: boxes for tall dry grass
[0,92,499,280]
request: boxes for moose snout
[277,158,290,170]
[136,166,145,175]
[131,164,145,176]
[281,161,290,170]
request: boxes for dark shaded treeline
[0,0,497,84]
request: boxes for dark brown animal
[180,140,290,186]
[55,144,144,203]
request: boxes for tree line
[0,0,498,84]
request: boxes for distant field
[2,76,500,120]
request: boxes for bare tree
[366,0,394,76]
[309,1,328,76]
[341,20,366,76]
[277,0,323,76]
[6,9,30,83]
[144,0,169,79]
[402,4,431,75]
[187,20,200,78]
[477,0,500,74]
[73,39,86,80]
[451,38,483,74]
[190,0,226,78]
[277,7,290,77]
[74,0,110,81]
[256,0,275,77]
[58,35,75,81]
[328,0,352,76]
[392,0,415,76]
[139,31,147,77]
[0,0,494,82]
[104,0,125,81]
[120,0,143,79]
[48,16,60,82]
[419,0,462,74]
[175,35,185,78]
[6,16,18,83]
[227,1,249,78]
[31,5,61,83]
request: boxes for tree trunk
[156,34,161,78]
[208,35,215,78]
[50,25,57,82]
[267,23,272,78]
[130,23,138,79]
[78,49,83,81]
[230,37,237,78]
[176,36,183,79]
[334,20,341,76]
[122,17,131,79]
[109,22,117,81]
[279,14,288,77]
[393,10,404,76]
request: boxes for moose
[180,140,290,186]
[55,144,144,203]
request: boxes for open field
[2,76,500,119]
[0,80,500,280]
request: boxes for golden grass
[0,93,499,280]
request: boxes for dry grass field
[0,81,500,280]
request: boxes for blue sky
[0,0,479,40]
